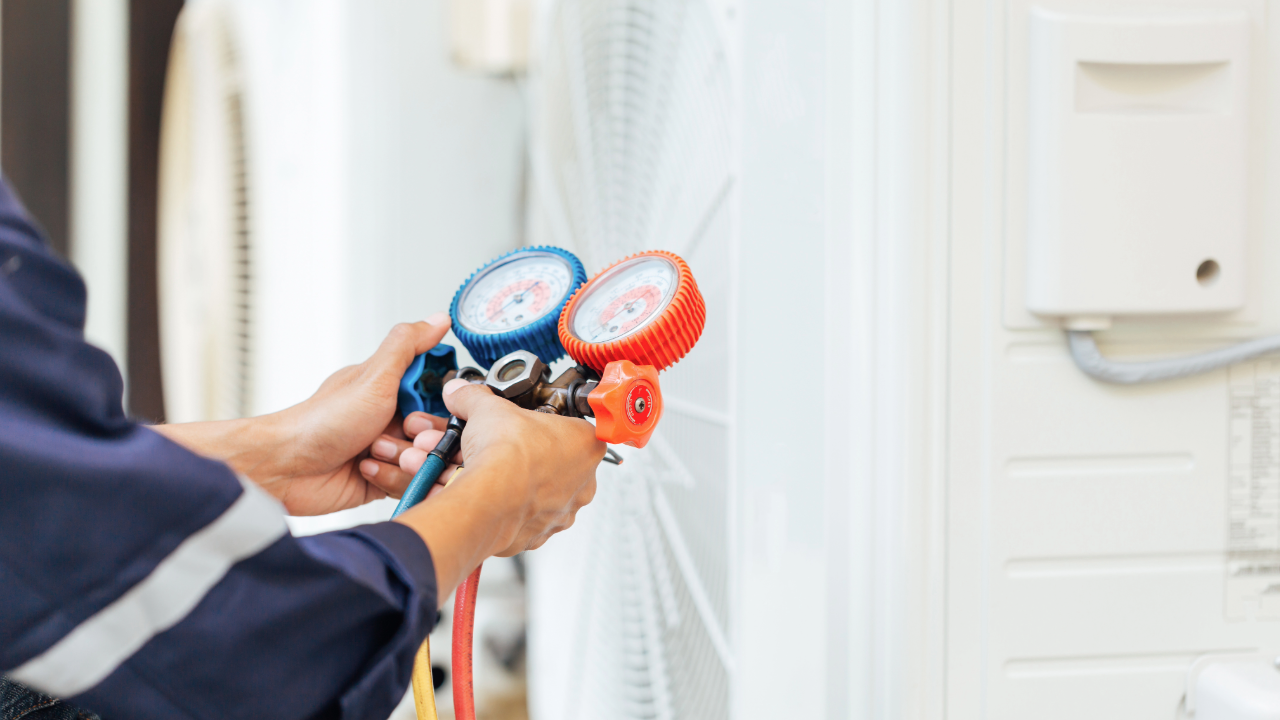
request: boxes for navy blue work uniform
[0,177,438,720]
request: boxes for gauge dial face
[569,256,679,344]
[457,252,575,335]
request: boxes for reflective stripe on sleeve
[7,474,287,696]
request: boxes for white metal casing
[1196,661,1280,720]
[1026,7,1252,321]
[527,0,1280,719]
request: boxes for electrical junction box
[1025,7,1251,327]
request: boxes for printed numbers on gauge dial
[570,256,679,343]
[457,252,574,335]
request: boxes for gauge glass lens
[457,252,574,335]
[569,256,679,343]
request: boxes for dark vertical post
[1,0,72,258]
[126,0,182,422]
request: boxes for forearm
[150,415,290,482]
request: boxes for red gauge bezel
[558,250,706,373]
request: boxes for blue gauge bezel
[448,246,587,369]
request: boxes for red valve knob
[588,360,662,448]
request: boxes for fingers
[404,412,447,439]
[368,313,452,378]
[358,430,444,496]
[494,513,577,557]
[358,459,407,497]
[578,476,598,507]
[374,432,436,463]
[441,378,504,421]
[413,430,462,464]
[399,447,429,475]
[400,445,462,474]
[540,413,608,461]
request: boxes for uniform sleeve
[0,177,438,720]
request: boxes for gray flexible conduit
[1066,330,1280,384]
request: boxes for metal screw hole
[1196,259,1220,287]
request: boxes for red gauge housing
[558,250,706,373]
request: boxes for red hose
[452,565,482,720]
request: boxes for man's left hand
[153,313,457,515]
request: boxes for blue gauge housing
[449,246,587,369]
[398,344,458,419]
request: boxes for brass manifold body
[443,350,601,416]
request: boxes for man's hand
[152,313,455,515]
[393,377,605,595]
[153,312,608,598]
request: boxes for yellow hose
[411,638,439,720]
[412,465,464,720]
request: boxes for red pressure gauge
[558,250,706,373]
[559,251,706,447]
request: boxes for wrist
[393,459,523,598]
[465,452,531,540]
[152,414,294,485]
[445,460,524,557]
[223,412,294,483]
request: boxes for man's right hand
[393,377,605,598]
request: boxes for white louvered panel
[526,0,737,717]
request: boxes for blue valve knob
[398,344,458,419]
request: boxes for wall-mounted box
[1026,7,1251,326]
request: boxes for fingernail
[404,413,432,436]
[427,311,450,327]
[443,378,468,396]
[372,439,397,460]
[359,459,379,478]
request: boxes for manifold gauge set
[399,246,706,449]
[392,246,704,720]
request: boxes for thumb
[442,378,501,421]
[368,313,452,377]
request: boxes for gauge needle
[498,283,542,315]
[589,300,645,339]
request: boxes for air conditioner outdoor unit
[522,1,1280,720]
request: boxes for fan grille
[531,0,735,717]
[222,44,252,417]
[220,19,254,420]
[537,0,733,269]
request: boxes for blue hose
[392,454,448,519]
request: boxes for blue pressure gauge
[448,246,587,369]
